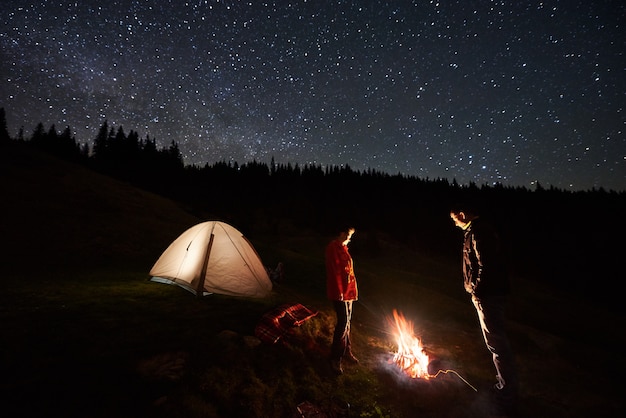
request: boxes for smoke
[376,351,478,392]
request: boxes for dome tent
[150,221,272,298]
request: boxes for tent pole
[197,232,215,297]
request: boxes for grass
[2,246,624,417]
[1,146,625,417]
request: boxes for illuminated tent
[150,221,272,298]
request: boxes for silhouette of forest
[2,107,624,309]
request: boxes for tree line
[2,107,624,305]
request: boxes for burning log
[389,309,431,379]
[387,309,478,392]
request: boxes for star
[1,0,624,191]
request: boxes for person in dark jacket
[325,227,359,374]
[450,207,518,414]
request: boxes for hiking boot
[488,385,518,417]
[330,359,343,375]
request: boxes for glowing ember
[389,309,431,379]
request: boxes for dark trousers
[472,294,518,397]
[331,300,353,361]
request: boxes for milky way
[1,1,625,191]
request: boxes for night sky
[2,1,625,191]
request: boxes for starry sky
[1,1,625,191]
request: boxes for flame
[389,309,431,379]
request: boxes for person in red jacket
[325,227,359,374]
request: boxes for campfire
[387,310,479,391]
[389,309,432,379]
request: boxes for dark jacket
[462,217,510,297]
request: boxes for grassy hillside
[1,143,624,417]
[0,142,202,271]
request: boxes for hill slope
[1,143,625,418]
[1,142,201,271]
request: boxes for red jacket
[325,239,358,301]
